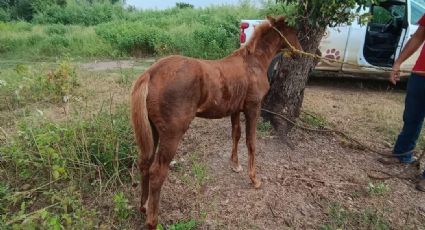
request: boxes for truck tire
[267,54,282,83]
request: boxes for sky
[125,0,251,9]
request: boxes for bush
[0,8,11,21]
[45,24,67,35]
[95,5,248,59]
[96,21,161,56]
[0,23,114,59]
[33,1,127,26]
[0,60,78,111]
[1,104,136,182]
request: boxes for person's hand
[390,62,401,85]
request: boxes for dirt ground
[111,77,424,229]
[6,59,425,229]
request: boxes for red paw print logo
[324,48,341,60]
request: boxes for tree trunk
[262,25,325,136]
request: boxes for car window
[372,6,392,23]
[411,0,425,25]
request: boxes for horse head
[266,16,303,56]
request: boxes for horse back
[145,55,263,120]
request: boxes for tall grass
[33,1,128,26]
[0,101,136,228]
[0,59,138,228]
[0,22,114,60]
[0,4,262,60]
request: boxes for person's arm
[390,26,425,85]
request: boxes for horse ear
[276,16,286,24]
[266,16,276,26]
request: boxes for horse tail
[131,73,154,161]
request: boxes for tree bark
[262,25,325,136]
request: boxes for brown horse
[131,16,302,229]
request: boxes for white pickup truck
[240,0,425,80]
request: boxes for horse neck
[248,32,284,70]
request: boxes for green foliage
[0,4,260,60]
[94,5,255,59]
[0,187,98,229]
[33,1,127,25]
[367,182,390,196]
[113,192,133,220]
[0,22,113,60]
[176,2,194,9]
[95,21,160,56]
[0,104,136,182]
[0,7,10,21]
[257,119,272,137]
[190,154,208,186]
[45,24,67,35]
[275,0,377,27]
[300,111,328,128]
[169,220,197,230]
[0,60,78,110]
[321,203,390,230]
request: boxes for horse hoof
[231,164,243,173]
[253,180,262,189]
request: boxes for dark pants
[394,74,425,174]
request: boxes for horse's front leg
[230,112,243,172]
[244,106,262,188]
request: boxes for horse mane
[231,16,286,57]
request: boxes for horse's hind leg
[230,112,243,172]
[244,106,262,189]
[146,132,184,229]
[139,122,159,214]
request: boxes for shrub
[45,24,67,35]
[96,21,161,56]
[0,60,78,111]
[0,8,11,21]
[33,1,127,26]
[1,104,136,182]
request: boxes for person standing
[389,13,425,191]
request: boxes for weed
[190,154,208,186]
[169,220,197,230]
[1,103,136,183]
[367,182,390,196]
[320,202,390,230]
[257,119,272,137]
[177,151,208,188]
[157,220,197,230]
[300,110,328,128]
[113,192,133,220]
[115,68,139,87]
[0,60,78,111]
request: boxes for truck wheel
[267,54,282,83]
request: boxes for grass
[178,149,209,188]
[321,203,390,230]
[157,220,197,230]
[0,22,114,61]
[367,182,390,196]
[300,110,329,128]
[257,118,273,137]
[0,60,138,227]
[0,4,262,61]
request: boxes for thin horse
[131,16,302,229]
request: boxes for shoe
[378,156,416,165]
[416,177,425,192]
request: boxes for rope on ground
[260,108,425,181]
